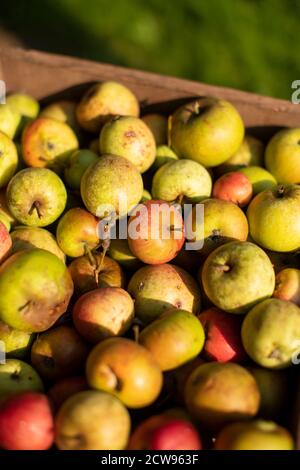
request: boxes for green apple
[242,298,300,368]
[141,189,152,202]
[108,238,142,271]
[0,359,43,398]
[81,154,143,218]
[0,249,73,332]
[152,145,178,171]
[0,131,18,189]
[217,135,264,174]
[0,321,34,358]
[11,226,65,262]
[7,168,67,227]
[139,309,205,371]
[0,188,16,231]
[215,420,294,450]
[265,128,300,184]
[239,166,277,195]
[7,93,39,119]
[64,149,99,190]
[100,116,156,173]
[202,241,275,314]
[76,81,139,133]
[55,390,131,450]
[152,159,212,203]
[170,98,244,167]
[0,104,21,139]
[247,184,300,252]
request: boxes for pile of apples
[0,81,299,451]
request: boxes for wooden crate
[0,47,299,449]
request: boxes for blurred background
[0,0,298,99]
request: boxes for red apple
[198,307,246,363]
[0,391,54,450]
[0,221,11,263]
[213,171,253,207]
[128,200,184,265]
[150,419,202,450]
[48,376,88,410]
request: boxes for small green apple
[265,128,300,184]
[0,131,18,189]
[0,359,43,398]
[170,98,244,167]
[64,149,99,190]
[202,241,275,314]
[108,238,142,271]
[0,104,21,139]
[152,159,212,203]
[0,320,34,358]
[239,166,277,195]
[152,145,178,171]
[242,298,300,369]
[7,93,39,119]
[247,184,300,252]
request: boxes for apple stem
[94,239,111,284]
[277,185,285,197]
[85,245,97,267]
[216,264,231,273]
[176,193,184,205]
[29,201,42,219]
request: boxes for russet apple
[64,149,99,189]
[0,320,34,359]
[142,114,168,145]
[242,298,300,368]
[86,337,163,408]
[48,376,88,410]
[139,309,205,371]
[128,200,184,265]
[247,184,300,252]
[265,128,300,184]
[100,116,156,173]
[0,391,54,450]
[73,287,134,343]
[198,307,246,363]
[76,81,139,133]
[22,117,79,173]
[202,241,275,314]
[0,358,43,398]
[170,98,244,167]
[128,264,201,324]
[239,166,276,195]
[184,362,260,429]
[55,390,131,450]
[11,226,65,262]
[7,168,67,227]
[212,171,253,207]
[273,268,300,306]
[0,249,74,332]
[56,207,100,257]
[31,325,89,382]
[0,130,18,188]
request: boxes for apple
[64,149,98,189]
[152,159,212,203]
[239,166,277,195]
[151,145,178,171]
[265,128,300,184]
[0,391,54,450]
[184,362,260,429]
[273,268,300,306]
[141,189,152,202]
[139,309,205,371]
[0,187,16,230]
[108,238,143,271]
[0,320,34,359]
[40,100,80,133]
[73,287,134,343]
[242,298,300,368]
[247,184,300,252]
[11,226,65,262]
[0,221,11,263]
[0,358,43,398]
[0,249,74,332]
[214,420,294,450]
[198,307,246,363]
[216,135,264,174]
[7,93,39,133]
[55,390,130,450]
[48,376,88,410]
[7,168,67,227]
[150,419,202,450]
[170,98,244,167]
[56,207,100,257]
[0,103,21,139]
[100,116,156,173]
[186,198,248,258]
[142,114,168,145]
[128,264,201,324]
[202,241,275,314]
[81,154,143,218]
[128,414,171,450]
[31,325,89,382]
[22,117,79,173]
[86,337,163,408]
[212,171,253,207]
[0,131,18,188]
[128,200,184,265]
[69,254,125,296]
[76,81,139,133]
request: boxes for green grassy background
[1,0,299,99]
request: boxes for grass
[0,0,299,99]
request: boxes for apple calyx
[215,264,231,273]
[100,365,123,392]
[29,200,42,219]
[209,229,221,242]
[276,185,286,198]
